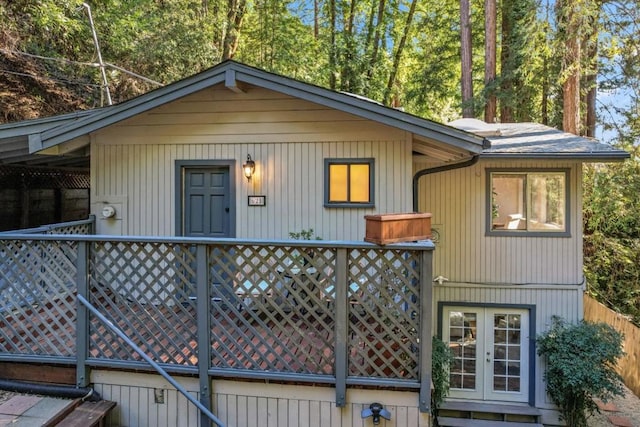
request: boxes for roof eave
[480,151,631,162]
[0,110,95,141]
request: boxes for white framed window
[324,158,375,208]
[487,169,569,236]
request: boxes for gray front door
[184,167,231,237]
[181,165,235,304]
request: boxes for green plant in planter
[536,316,625,427]
[431,336,453,423]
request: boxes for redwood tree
[460,0,474,117]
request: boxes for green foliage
[431,336,453,418]
[288,228,320,240]
[1,0,637,138]
[583,159,640,326]
[536,317,625,427]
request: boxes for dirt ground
[587,384,640,427]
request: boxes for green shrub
[431,336,453,421]
[289,228,321,240]
[536,317,625,427]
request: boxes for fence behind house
[584,294,640,398]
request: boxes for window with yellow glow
[325,159,374,207]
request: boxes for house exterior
[0,61,629,426]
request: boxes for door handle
[486,351,491,363]
[225,207,230,212]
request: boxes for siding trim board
[437,301,537,407]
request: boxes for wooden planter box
[364,213,432,245]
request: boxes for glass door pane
[486,309,529,403]
[444,308,483,399]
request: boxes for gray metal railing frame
[0,233,435,415]
[78,293,225,427]
[0,215,96,235]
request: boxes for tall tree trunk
[340,0,359,91]
[314,0,319,40]
[583,3,600,138]
[484,0,497,122]
[329,0,337,89]
[500,0,513,122]
[222,0,247,60]
[383,0,417,105]
[559,0,580,134]
[366,0,387,81]
[460,0,474,118]
[584,73,596,137]
[562,40,580,134]
[541,56,549,125]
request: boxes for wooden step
[437,417,543,427]
[55,400,116,427]
[42,398,82,427]
[439,401,542,417]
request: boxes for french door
[443,306,530,403]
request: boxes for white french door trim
[485,308,530,403]
[442,305,532,404]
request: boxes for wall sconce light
[243,154,255,182]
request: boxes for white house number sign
[248,195,266,206]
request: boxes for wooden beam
[0,362,76,385]
[225,69,247,93]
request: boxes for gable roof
[30,60,486,154]
[0,61,629,168]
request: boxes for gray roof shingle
[449,119,629,161]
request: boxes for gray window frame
[324,158,375,208]
[486,168,571,237]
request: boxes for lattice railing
[0,216,95,236]
[0,239,78,357]
[347,248,421,380]
[89,241,198,365]
[205,244,337,375]
[0,235,432,400]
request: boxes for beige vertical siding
[91,85,412,240]
[416,159,583,285]
[92,371,430,427]
[434,283,583,410]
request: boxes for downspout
[0,378,99,401]
[412,155,480,212]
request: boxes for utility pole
[83,3,112,106]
